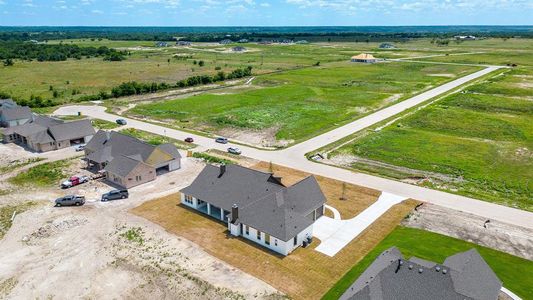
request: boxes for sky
[0,0,532,26]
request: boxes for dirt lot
[402,203,533,260]
[132,162,418,300]
[0,154,280,299]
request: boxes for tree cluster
[0,42,127,61]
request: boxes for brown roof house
[2,115,95,152]
[0,99,33,128]
[84,130,181,188]
[351,53,377,63]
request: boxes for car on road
[227,147,242,155]
[116,118,127,125]
[215,137,228,144]
[101,189,129,202]
[61,175,90,189]
[74,144,86,152]
[55,195,86,207]
[184,137,194,143]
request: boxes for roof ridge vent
[418,268,423,273]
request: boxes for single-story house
[155,41,168,47]
[2,116,95,152]
[219,39,233,45]
[84,130,181,188]
[0,99,32,128]
[379,43,396,49]
[176,41,192,46]
[238,39,249,43]
[351,53,377,63]
[232,46,246,52]
[180,164,326,256]
[340,247,502,300]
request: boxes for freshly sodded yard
[332,67,533,211]
[131,162,419,300]
[323,226,533,300]
[130,62,478,146]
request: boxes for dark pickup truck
[101,189,129,202]
[55,195,86,207]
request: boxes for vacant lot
[130,62,478,146]
[323,226,533,300]
[132,162,418,300]
[331,67,533,210]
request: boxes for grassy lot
[332,67,533,210]
[0,158,45,175]
[119,128,195,150]
[132,162,418,299]
[91,118,121,130]
[8,160,70,187]
[323,226,533,300]
[130,62,478,145]
[0,201,39,239]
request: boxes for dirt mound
[28,216,89,241]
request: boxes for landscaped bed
[128,62,479,147]
[131,162,418,300]
[323,226,533,300]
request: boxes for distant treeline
[0,26,531,42]
[0,42,127,61]
[1,66,253,108]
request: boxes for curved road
[54,65,533,230]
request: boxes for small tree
[198,60,205,67]
[340,182,347,200]
[268,161,273,173]
[3,58,14,66]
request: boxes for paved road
[54,65,533,230]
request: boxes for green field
[323,226,533,300]
[333,67,533,210]
[8,160,70,187]
[130,62,478,145]
[119,128,195,150]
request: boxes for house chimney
[218,164,226,178]
[231,204,238,223]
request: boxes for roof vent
[436,266,441,272]
[408,265,413,270]
[418,268,423,273]
[442,269,447,274]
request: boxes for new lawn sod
[333,67,533,211]
[130,62,478,145]
[322,226,533,300]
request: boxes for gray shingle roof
[0,106,32,121]
[340,247,502,300]
[181,164,326,241]
[48,119,95,141]
[157,143,182,159]
[104,155,144,177]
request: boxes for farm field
[323,226,533,300]
[129,61,479,146]
[0,39,453,107]
[330,67,533,211]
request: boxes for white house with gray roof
[340,247,502,300]
[0,99,32,128]
[180,164,326,256]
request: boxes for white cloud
[91,9,103,13]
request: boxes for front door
[293,236,297,246]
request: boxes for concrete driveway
[313,192,407,257]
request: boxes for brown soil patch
[131,194,418,300]
[252,162,381,219]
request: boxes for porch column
[207,203,211,215]
[220,208,225,221]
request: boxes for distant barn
[351,53,377,63]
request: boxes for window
[274,239,278,246]
[135,175,142,181]
[293,236,297,246]
[257,230,261,240]
[265,234,270,245]
[245,225,249,235]
[184,195,193,205]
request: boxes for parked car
[184,137,194,143]
[116,119,127,125]
[215,137,228,144]
[101,189,129,202]
[74,144,86,152]
[55,195,86,207]
[61,175,89,189]
[227,147,242,155]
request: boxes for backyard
[129,61,479,146]
[323,226,533,300]
[330,67,533,211]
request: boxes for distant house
[238,39,249,43]
[176,41,192,46]
[455,35,477,40]
[84,130,181,188]
[379,43,396,49]
[219,39,233,45]
[180,164,326,256]
[340,247,502,300]
[295,40,309,44]
[155,41,169,47]
[279,39,294,44]
[351,53,377,63]
[0,99,32,128]
[2,116,95,152]
[232,46,246,52]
